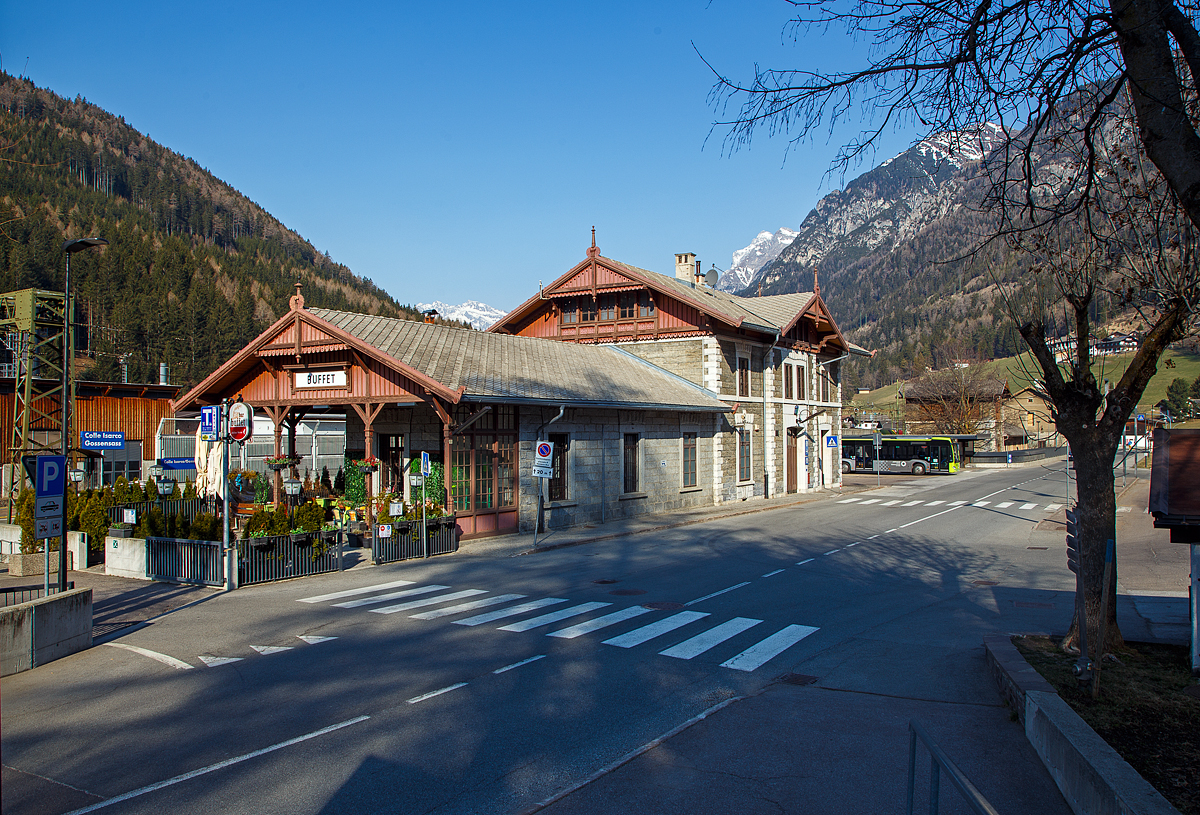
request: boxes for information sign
[200,405,220,441]
[228,402,252,443]
[160,458,196,469]
[33,455,66,499]
[80,431,124,450]
[35,496,61,519]
[421,451,431,476]
[825,435,839,448]
[35,516,62,540]
[377,524,392,538]
[533,441,554,479]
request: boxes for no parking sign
[533,441,554,478]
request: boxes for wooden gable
[780,295,849,357]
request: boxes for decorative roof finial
[587,226,600,258]
[290,281,305,310]
[813,269,820,296]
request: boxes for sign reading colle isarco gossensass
[294,370,347,388]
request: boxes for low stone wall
[0,587,93,676]
[8,550,74,576]
[984,634,1180,815]
[105,535,148,580]
[972,446,1067,467]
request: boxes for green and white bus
[841,435,961,475]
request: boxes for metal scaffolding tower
[0,289,70,517]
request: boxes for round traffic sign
[537,442,552,458]
[228,402,252,443]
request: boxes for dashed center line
[494,655,546,674]
[685,582,751,606]
[761,569,785,578]
[408,683,468,704]
[823,549,840,556]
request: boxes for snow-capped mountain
[417,300,507,330]
[715,227,799,293]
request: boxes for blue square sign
[35,455,66,499]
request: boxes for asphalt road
[2,462,1179,815]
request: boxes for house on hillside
[1000,387,1060,449]
[903,375,1010,451]
[489,237,872,497]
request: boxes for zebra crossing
[837,495,1064,512]
[296,579,820,673]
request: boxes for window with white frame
[682,432,697,488]
[737,427,751,482]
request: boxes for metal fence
[0,582,75,608]
[372,518,459,565]
[238,533,342,586]
[906,719,1000,815]
[108,497,219,525]
[146,538,225,587]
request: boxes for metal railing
[907,719,1001,815]
[146,538,224,587]
[372,518,459,565]
[108,497,218,525]
[238,533,342,586]
[0,581,75,607]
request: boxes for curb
[983,635,1180,815]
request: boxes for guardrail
[238,533,341,586]
[906,719,1001,815]
[0,581,75,608]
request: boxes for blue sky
[2,1,916,312]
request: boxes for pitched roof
[309,308,729,412]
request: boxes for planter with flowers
[264,455,302,472]
[353,456,380,474]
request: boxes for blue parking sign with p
[36,455,66,498]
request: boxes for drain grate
[641,600,683,610]
[609,588,646,596]
[779,673,819,686]
[593,578,618,584]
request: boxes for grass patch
[1013,635,1200,814]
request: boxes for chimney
[159,362,169,386]
[422,309,438,325]
[675,253,697,284]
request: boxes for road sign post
[1065,507,1092,689]
[420,451,431,559]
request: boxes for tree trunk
[1061,426,1125,657]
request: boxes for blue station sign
[81,431,125,450]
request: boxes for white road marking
[846,542,859,547]
[949,500,968,506]
[62,716,369,815]
[900,500,923,507]
[685,581,751,606]
[410,593,526,620]
[995,502,1014,509]
[884,528,898,534]
[547,606,655,639]
[250,645,293,655]
[1045,503,1063,511]
[493,655,546,674]
[858,499,881,505]
[297,580,414,603]
[867,534,880,539]
[334,585,448,608]
[603,611,710,648]
[407,683,468,704]
[761,569,785,578]
[1019,503,1037,510]
[880,500,901,506]
[660,617,762,660]
[796,558,815,565]
[497,602,611,632]
[1117,506,1132,513]
[371,589,488,615]
[837,497,862,503]
[720,624,820,672]
[926,500,945,506]
[198,655,243,667]
[972,501,991,507]
[823,549,840,556]
[455,598,568,626]
[297,635,336,644]
[105,643,193,670]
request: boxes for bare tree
[705,0,1200,658]
[904,367,1005,439]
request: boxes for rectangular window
[619,293,637,319]
[548,433,568,501]
[682,432,697,488]
[737,427,751,482]
[580,298,596,322]
[474,434,495,510]
[738,357,750,398]
[559,298,577,324]
[798,365,806,400]
[783,363,793,400]
[598,294,616,321]
[101,440,143,485]
[638,292,655,318]
[623,433,639,493]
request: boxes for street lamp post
[60,238,106,592]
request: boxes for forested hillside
[0,72,456,389]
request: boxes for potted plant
[264,454,301,472]
[353,455,380,473]
[108,522,134,538]
[248,529,275,550]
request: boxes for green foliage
[343,458,365,505]
[333,467,345,494]
[182,479,197,499]
[253,474,270,505]
[293,501,326,532]
[1166,378,1192,420]
[113,476,131,505]
[242,508,274,540]
[145,477,159,501]
[79,496,109,549]
[15,487,36,554]
[320,466,332,492]
[188,512,220,542]
[135,507,165,538]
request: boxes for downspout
[816,351,851,487]
[533,405,566,545]
[764,331,782,499]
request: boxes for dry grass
[1014,635,1200,814]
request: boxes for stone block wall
[617,338,705,385]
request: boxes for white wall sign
[295,370,347,388]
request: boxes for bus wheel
[912,462,927,475]
[841,461,851,474]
